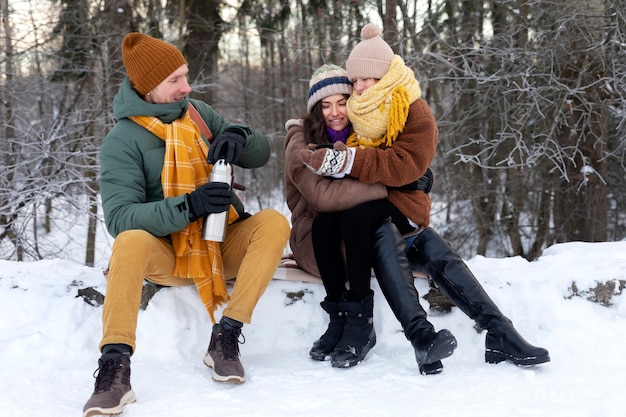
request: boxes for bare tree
[2,0,624,266]
[418,0,619,259]
[0,0,21,258]
[551,0,608,243]
[184,0,224,105]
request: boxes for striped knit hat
[346,23,395,81]
[121,32,187,96]
[307,64,353,113]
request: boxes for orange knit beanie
[121,33,187,96]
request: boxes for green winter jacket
[100,78,270,238]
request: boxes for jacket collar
[112,77,188,124]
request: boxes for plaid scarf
[346,55,421,148]
[130,108,238,322]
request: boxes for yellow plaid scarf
[347,55,422,148]
[130,108,238,322]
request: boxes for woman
[301,24,550,369]
[284,64,387,278]
[285,64,456,373]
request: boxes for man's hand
[186,182,233,222]
[207,128,247,164]
[299,142,352,176]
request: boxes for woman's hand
[299,142,353,177]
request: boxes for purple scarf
[326,126,351,144]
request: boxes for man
[83,33,289,417]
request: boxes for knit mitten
[300,142,352,176]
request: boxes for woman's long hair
[302,94,350,146]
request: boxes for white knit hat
[346,23,395,81]
[307,64,353,113]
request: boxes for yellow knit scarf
[347,55,422,148]
[130,109,239,322]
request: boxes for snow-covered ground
[1,239,625,417]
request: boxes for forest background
[1,0,625,268]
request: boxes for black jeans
[311,199,413,301]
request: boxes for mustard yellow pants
[100,209,290,353]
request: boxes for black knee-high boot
[372,221,457,374]
[408,227,550,366]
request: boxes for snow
[1,240,626,417]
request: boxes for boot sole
[83,390,136,417]
[485,349,551,366]
[309,351,331,361]
[419,360,443,375]
[330,335,377,368]
[203,354,246,384]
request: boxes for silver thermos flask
[201,159,233,242]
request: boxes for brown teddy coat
[348,98,437,228]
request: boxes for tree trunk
[185,0,224,104]
[553,0,608,243]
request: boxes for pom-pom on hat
[346,23,395,81]
[121,32,187,96]
[307,64,353,113]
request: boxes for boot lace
[219,328,245,361]
[92,357,118,393]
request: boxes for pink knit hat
[346,23,395,81]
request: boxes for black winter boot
[408,227,550,366]
[310,300,346,361]
[331,292,376,368]
[373,221,457,375]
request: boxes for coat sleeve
[100,122,190,238]
[191,99,270,169]
[349,99,438,187]
[284,125,388,213]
